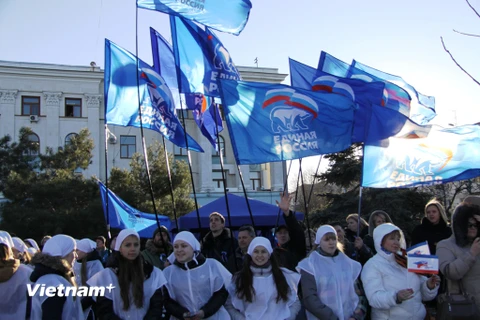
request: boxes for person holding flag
[361,223,440,320]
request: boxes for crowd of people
[1,193,479,319]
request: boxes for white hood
[373,223,406,257]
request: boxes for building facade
[0,61,288,205]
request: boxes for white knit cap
[43,235,76,257]
[0,231,14,249]
[76,238,97,253]
[25,238,41,252]
[314,225,337,245]
[12,237,29,253]
[26,247,38,256]
[0,236,11,248]
[114,229,140,251]
[247,236,273,256]
[173,231,201,251]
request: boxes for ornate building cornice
[85,94,102,108]
[43,92,63,106]
[0,90,18,104]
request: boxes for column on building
[198,137,214,192]
[237,165,251,191]
[270,161,285,191]
[43,92,62,149]
[85,94,102,178]
[0,90,17,139]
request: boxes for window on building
[174,144,188,162]
[120,135,136,159]
[176,109,190,120]
[65,98,82,117]
[22,96,40,116]
[212,135,226,164]
[250,172,262,191]
[218,104,226,120]
[25,133,40,156]
[212,169,228,189]
[65,133,78,146]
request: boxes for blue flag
[318,51,417,124]
[184,93,223,150]
[289,58,317,89]
[137,0,252,35]
[352,60,436,125]
[150,27,181,109]
[104,39,203,152]
[98,181,171,237]
[171,16,241,97]
[289,58,390,144]
[362,124,480,188]
[218,80,357,164]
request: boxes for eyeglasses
[468,223,480,229]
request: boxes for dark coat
[273,211,307,270]
[411,217,452,255]
[345,226,369,244]
[30,253,77,320]
[201,228,238,267]
[226,247,245,274]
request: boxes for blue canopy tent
[178,193,304,230]
[98,182,171,238]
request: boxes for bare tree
[441,0,480,86]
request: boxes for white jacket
[361,223,438,320]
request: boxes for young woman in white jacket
[226,236,301,320]
[361,223,440,320]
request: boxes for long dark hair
[234,252,289,303]
[116,252,145,310]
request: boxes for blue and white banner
[407,254,439,275]
[219,80,356,164]
[137,0,252,35]
[171,16,241,97]
[98,181,171,237]
[104,39,203,152]
[362,124,480,188]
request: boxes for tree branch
[466,0,480,19]
[453,29,480,38]
[441,36,480,86]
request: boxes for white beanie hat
[114,229,140,251]
[43,235,76,257]
[314,225,337,245]
[26,247,38,256]
[247,236,273,256]
[12,237,29,253]
[0,231,14,249]
[76,238,97,253]
[173,231,201,251]
[25,238,41,252]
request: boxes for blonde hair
[425,199,449,224]
[346,213,369,227]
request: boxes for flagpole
[275,160,294,228]
[299,159,313,249]
[214,76,237,267]
[134,5,162,232]
[103,124,111,244]
[169,16,203,235]
[303,155,323,249]
[236,164,256,230]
